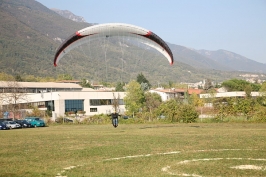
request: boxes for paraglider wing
[54,23,173,66]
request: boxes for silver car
[4,121,21,129]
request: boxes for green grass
[0,123,266,177]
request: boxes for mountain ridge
[51,9,266,73]
[0,0,265,85]
[51,8,87,23]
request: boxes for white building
[200,91,260,99]
[0,81,126,119]
[149,88,185,101]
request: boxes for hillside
[197,49,266,73]
[0,0,265,85]
[51,8,87,23]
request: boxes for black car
[0,122,10,130]
[14,119,32,128]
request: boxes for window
[90,108,97,112]
[45,101,54,111]
[90,99,124,106]
[65,100,84,112]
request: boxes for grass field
[1,123,266,177]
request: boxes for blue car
[24,117,46,127]
[0,122,10,130]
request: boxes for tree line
[1,71,266,122]
[122,77,266,123]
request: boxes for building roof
[188,89,204,95]
[200,91,260,98]
[81,88,96,91]
[151,88,204,95]
[56,80,81,84]
[0,81,82,89]
[151,88,185,93]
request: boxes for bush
[81,114,110,124]
[252,107,266,122]
[177,104,199,123]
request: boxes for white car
[4,121,21,129]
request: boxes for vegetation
[79,78,92,88]
[222,78,261,91]
[112,92,121,112]
[136,73,151,90]
[115,82,125,91]
[213,97,266,122]
[123,80,145,117]
[0,124,266,176]
[143,92,162,121]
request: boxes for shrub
[252,107,266,122]
[177,104,199,123]
[82,114,110,124]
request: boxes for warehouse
[0,81,126,119]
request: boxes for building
[149,88,185,101]
[200,91,260,99]
[149,88,203,101]
[0,81,125,119]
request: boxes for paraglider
[108,110,120,128]
[53,23,174,128]
[54,23,174,67]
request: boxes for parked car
[4,121,21,129]
[0,122,10,130]
[24,117,45,127]
[0,118,12,123]
[14,119,32,128]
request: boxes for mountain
[196,49,266,73]
[169,44,230,71]
[0,0,265,85]
[0,0,90,77]
[51,8,86,23]
[169,44,266,73]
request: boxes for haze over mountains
[52,8,266,73]
[1,0,265,85]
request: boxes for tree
[1,81,28,119]
[244,84,252,98]
[257,82,266,106]
[177,104,199,123]
[136,73,151,90]
[213,97,237,120]
[57,74,73,81]
[144,92,162,121]
[23,75,38,82]
[157,99,179,122]
[236,98,256,120]
[112,93,121,112]
[123,80,145,117]
[204,78,213,91]
[189,93,204,107]
[0,72,14,81]
[27,106,45,117]
[259,82,266,93]
[80,79,92,88]
[168,81,174,88]
[15,75,23,82]
[115,82,125,92]
[222,79,261,92]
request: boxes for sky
[36,0,266,63]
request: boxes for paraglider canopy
[54,23,173,67]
